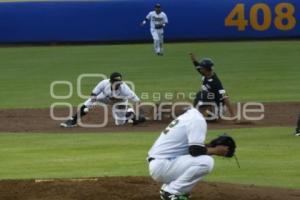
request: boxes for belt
[147,157,155,163]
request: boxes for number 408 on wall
[225,3,296,31]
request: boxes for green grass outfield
[0,127,299,189]
[0,41,299,108]
[0,41,299,190]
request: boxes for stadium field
[0,41,299,108]
[0,41,299,200]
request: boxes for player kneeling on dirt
[60,72,146,128]
[147,91,236,200]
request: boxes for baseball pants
[84,97,132,125]
[148,155,214,194]
[151,28,164,54]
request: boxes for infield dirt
[0,177,299,200]
[0,102,299,133]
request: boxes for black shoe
[160,189,190,200]
[60,119,77,128]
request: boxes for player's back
[148,108,207,159]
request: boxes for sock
[72,105,88,123]
[154,40,160,53]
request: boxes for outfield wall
[0,0,299,43]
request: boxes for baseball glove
[207,134,236,157]
[132,113,146,125]
[155,24,164,29]
[131,107,147,125]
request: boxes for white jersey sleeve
[120,83,140,103]
[92,79,110,95]
[162,12,168,24]
[186,116,207,147]
[146,11,152,20]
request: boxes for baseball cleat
[160,189,190,200]
[296,132,300,136]
[60,119,77,128]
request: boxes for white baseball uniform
[84,79,140,125]
[148,107,214,195]
[145,11,168,54]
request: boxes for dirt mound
[0,102,299,133]
[0,177,299,200]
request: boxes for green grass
[0,41,299,108]
[0,127,299,189]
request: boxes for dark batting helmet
[196,58,214,69]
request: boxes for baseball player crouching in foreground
[60,72,146,128]
[147,91,229,200]
[140,3,168,56]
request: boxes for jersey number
[163,119,179,134]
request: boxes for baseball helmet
[197,58,214,69]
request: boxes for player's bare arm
[223,96,235,118]
[190,52,204,66]
[189,144,229,157]
[189,52,200,66]
[207,145,229,157]
[189,52,197,62]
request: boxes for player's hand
[213,145,229,157]
[189,53,197,61]
[140,21,146,27]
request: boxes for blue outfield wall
[0,0,299,43]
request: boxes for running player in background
[141,3,168,56]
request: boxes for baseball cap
[155,3,161,8]
[193,91,214,107]
[196,58,214,69]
